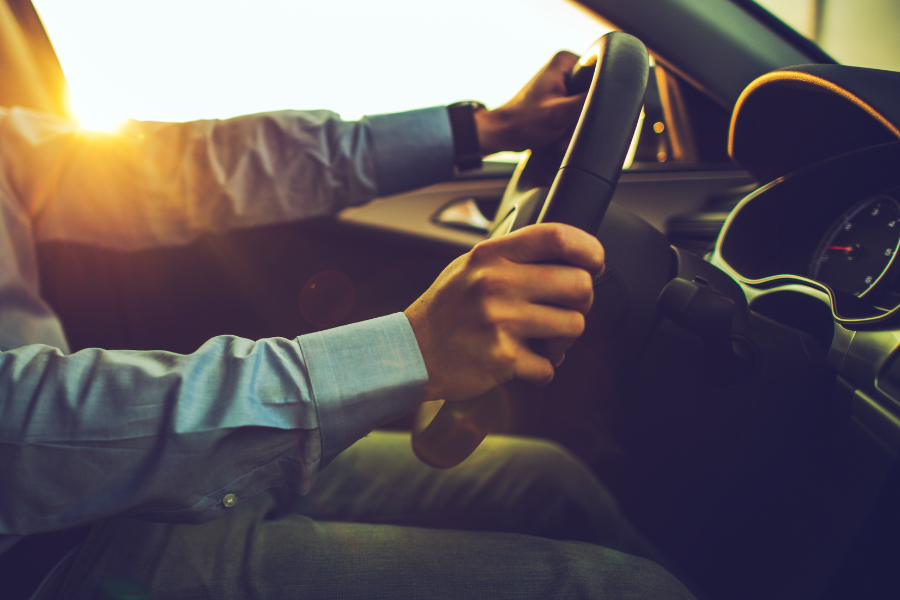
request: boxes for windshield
[753,0,900,72]
[32,0,610,131]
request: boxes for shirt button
[222,493,237,508]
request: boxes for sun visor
[728,64,900,183]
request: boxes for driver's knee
[468,436,630,540]
[477,435,607,500]
[584,548,697,600]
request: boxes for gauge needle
[828,246,854,251]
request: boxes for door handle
[432,197,492,232]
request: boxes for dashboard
[614,64,900,599]
[702,64,900,466]
[713,141,900,325]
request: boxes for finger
[546,92,587,132]
[547,92,587,116]
[491,223,606,275]
[549,50,580,74]
[554,117,579,153]
[513,348,556,386]
[529,337,574,366]
[509,304,586,340]
[540,337,576,360]
[556,129,574,153]
[547,91,588,111]
[532,52,581,99]
[511,263,594,312]
[553,352,566,368]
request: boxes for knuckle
[468,240,497,265]
[489,339,518,377]
[498,347,518,370]
[469,242,494,264]
[479,301,505,327]
[535,363,555,386]
[542,223,569,254]
[596,240,606,266]
[474,300,515,340]
[571,312,586,337]
[552,50,577,65]
[575,270,594,307]
[576,268,592,290]
[469,268,508,298]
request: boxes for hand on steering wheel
[405,223,604,403]
[411,32,649,468]
[474,51,587,156]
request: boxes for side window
[32,0,734,170]
[754,0,900,73]
[631,64,733,168]
[32,0,611,130]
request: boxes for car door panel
[339,165,755,249]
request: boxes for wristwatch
[447,101,486,171]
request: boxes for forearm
[0,336,318,535]
[0,314,427,535]
[0,106,454,250]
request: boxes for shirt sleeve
[0,313,427,536]
[0,106,453,251]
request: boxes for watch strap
[447,101,485,171]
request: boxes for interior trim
[578,0,813,108]
[728,71,900,160]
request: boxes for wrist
[474,106,512,156]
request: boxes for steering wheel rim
[413,32,649,468]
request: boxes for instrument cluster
[712,142,900,326]
[809,193,900,300]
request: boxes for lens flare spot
[299,270,355,329]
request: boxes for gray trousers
[38,432,695,599]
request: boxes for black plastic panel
[718,142,900,323]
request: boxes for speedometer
[809,195,900,297]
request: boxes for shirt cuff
[365,107,455,196]
[298,313,428,468]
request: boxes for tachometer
[809,195,900,297]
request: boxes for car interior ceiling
[0,0,66,116]
[6,1,900,599]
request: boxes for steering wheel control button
[222,493,237,508]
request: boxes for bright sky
[753,0,900,72]
[32,0,610,130]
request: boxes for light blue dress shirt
[0,105,453,548]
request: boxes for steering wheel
[412,32,649,468]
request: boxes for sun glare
[67,92,128,132]
[33,0,610,125]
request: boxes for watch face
[448,102,483,171]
